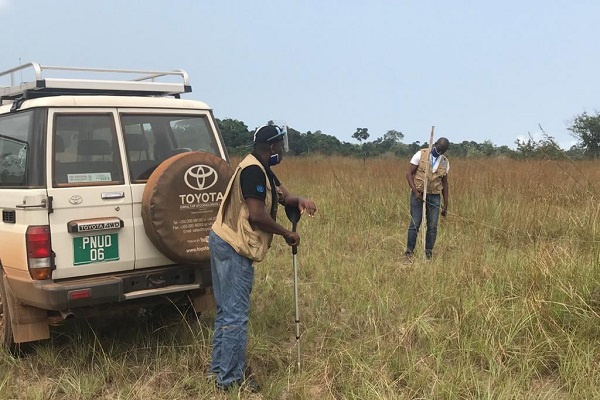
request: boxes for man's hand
[441,205,448,217]
[413,190,423,201]
[298,198,317,217]
[284,231,300,246]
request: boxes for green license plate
[73,233,119,265]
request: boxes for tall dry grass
[2,156,600,399]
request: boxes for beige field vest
[414,149,449,194]
[212,154,276,262]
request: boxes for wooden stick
[422,126,435,259]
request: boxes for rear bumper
[6,265,211,310]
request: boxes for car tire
[142,151,233,265]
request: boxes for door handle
[101,191,125,200]
[16,201,47,209]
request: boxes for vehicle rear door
[46,109,135,279]
[118,109,227,269]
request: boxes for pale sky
[1,1,598,149]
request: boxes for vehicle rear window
[121,114,220,182]
[0,111,32,186]
[53,114,124,186]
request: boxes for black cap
[254,125,285,144]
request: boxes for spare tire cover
[142,152,233,265]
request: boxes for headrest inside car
[78,139,112,156]
[126,135,149,151]
[55,136,65,153]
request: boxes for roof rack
[0,62,192,104]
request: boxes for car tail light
[26,225,52,280]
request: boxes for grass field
[2,156,600,399]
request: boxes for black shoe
[242,378,261,393]
[215,378,260,393]
[215,381,236,392]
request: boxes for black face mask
[269,153,281,166]
[431,147,441,158]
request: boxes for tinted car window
[53,114,124,186]
[0,112,32,186]
[121,114,219,182]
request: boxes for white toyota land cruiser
[0,63,233,353]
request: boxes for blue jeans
[209,230,254,387]
[406,192,441,258]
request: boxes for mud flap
[3,274,49,343]
[191,287,216,312]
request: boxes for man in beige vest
[404,137,450,261]
[209,124,317,392]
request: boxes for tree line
[217,111,600,160]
